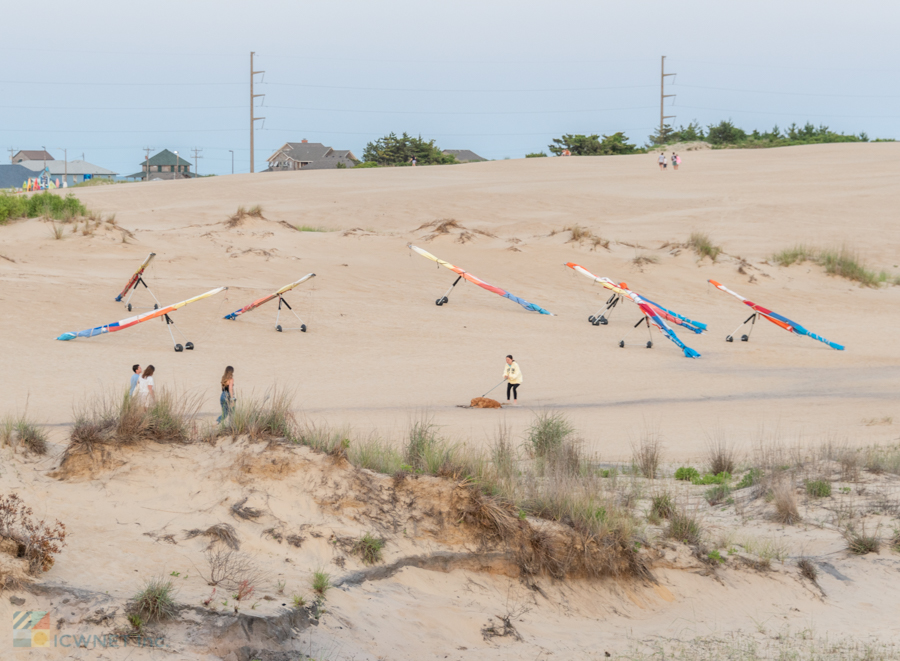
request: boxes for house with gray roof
[126,149,193,181]
[0,164,40,190]
[266,140,358,171]
[442,149,486,163]
[17,159,118,186]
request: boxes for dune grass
[687,232,722,261]
[0,191,89,224]
[773,244,899,287]
[1,415,48,455]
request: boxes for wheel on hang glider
[726,335,734,342]
[599,317,608,325]
[174,344,184,352]
[185,342,194,350]
[435,299,443,306]
[618,341,625,348]
[276,325,283,332]
[440,296,449,305]
[588,316,596,323]
[591,319,600,326]
[741,334,749,342]
[300,324,307,333]
[127,303,132,312]
[646,341,653,349]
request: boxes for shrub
[0,493,67,574]
[631,434,663,479]
[798,557,818,582]
[526,410,574,459]
[0,191,89,224]
[687,232,722,261]
[707,549,724,564]
[133,577,178,622]
[1,416,48,455]
[667,510,702,546]
[223,390,297,442]
[736,468,762,489]
[674,466,699,482]
[705,436,736,475]
[362,132,456,166]
[691,472,731,485]
[805,479,832,498]
[705,484,732,506]
[844,523,880,555]
[311,570,331,597]
[353,533,385,565]
[525,152,547,158]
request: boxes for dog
[470,397,502,409]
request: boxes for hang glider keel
[223,275,315,332]
[116,253,160,311]
[409,244,553,315]
[57,286,227,351]
[709,280,844,351]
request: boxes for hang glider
[224,274,315,332]
[709,280,844,350]
[567,263,706,334]
[57,286,227,352]
[566,263,701,357]
[409,244,553,315]
[115,253,160,311]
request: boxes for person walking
[671,152,679,170]
[129,364,142,397]
[136,365,155,405]
[658,152,666,170]
[503,355,522,405]
[217,366,235,424]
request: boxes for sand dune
[1,143,899,659]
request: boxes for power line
[0,105,244,111]
[263,104,658,116]
[674,105,900,119]
[265,82,657,93]
[672,84,900,99]
[0,80,245,87]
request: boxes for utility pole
[660,56,676,140]
[8,147,17,164]
[143,147,153,181]
[60,147,67,187]
[229,150,234,174]
[250,51,265,173]
[191,147,203,176]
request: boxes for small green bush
[525,152,547,158]
[736,468,762,489]
[650,493,675,520]
[311,570,331,597]
[692,471,731,486]
[674,466,700,481]
[805,479,832,498]
[526,410,574,459]
[667,510,702,546]
[705,484,732,505]
[133,577,178,622]
[708,549,724,564]
[0,191,89,224]
[353,533,385,565]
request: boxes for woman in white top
[503,355,522,405]
[136,364,155,404]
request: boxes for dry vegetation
[773,244,900,287]
[560,224,609,250]
[687,231,722,261]
[0,493,67,576]
[226,204,264,227]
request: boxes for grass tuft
[772,479,801,524]
[706,436,736,476]
[687,232,722,261]
[667,509,702,546]
[133,577,178,622]
[649,492,675,520]
[798,557,818,582]
[1,416,48,455]
[773,244,897,287]
[525,410,574,459]
[311,570,331,597]
[805,479,832,498]
[353,533,385,565]
[844,523,881,555]
[674,466,699,482]
[632,433,663,479]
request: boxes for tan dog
[470,397,502,409]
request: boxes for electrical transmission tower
[660,56,676,139]
[250,52,265,173]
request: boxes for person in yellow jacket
[503,355,522,405]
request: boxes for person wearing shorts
[503,355,522,405]
[658,153,666,170]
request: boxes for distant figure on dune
[411,156,417,167]
[672,152,680,170]
[136,365,155,405]
[503,355,522,405]
[129,364,142,397]
[218,366,235,424]
[658,153,666,170]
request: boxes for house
[126,149,194,181]
[266,140,358,171]
[442,149,486,163]
[10,150,54,164]
[17,159,118,187]
[0,164,40,190]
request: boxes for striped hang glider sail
[709,280,844,350]
[409,244,553,315]
[57,287,227,341]
[115,253,156,301]
[567,263,701,357]
[224,274,316,320]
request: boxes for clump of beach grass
[133,577,178,622]
[667,509,702,546]
[687,232,722,261]
[772,244,898,287]
[1,415,48,455]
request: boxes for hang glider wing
[708,280,844,350]
[115,253,156,301]
[566,263,700,357]
[410,244,553,315]
[57,287,227,341]
[224,274,316,320]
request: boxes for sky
[2,0,898,176]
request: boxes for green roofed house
[126,149,194,181]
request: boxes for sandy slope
[1,144,900,659]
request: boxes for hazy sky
[3,0,897,175]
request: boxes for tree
[549,132,640,156]
[706,120,747,145]
[362,132,456,166]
